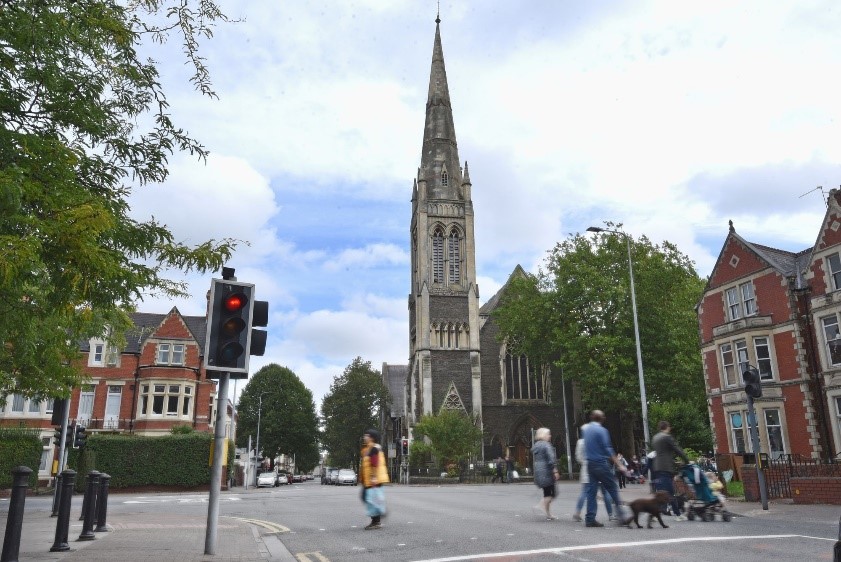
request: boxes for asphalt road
[98,480,840,561]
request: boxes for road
[102,480,838,561]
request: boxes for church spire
[421,16,462,200]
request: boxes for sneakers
[572,513,582,522]
[674,515,687,522]
[585,521,604,528]
[364,522,382,530]
[546,515,557,521]
[608,515,618,521]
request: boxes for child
[705,471,726,507]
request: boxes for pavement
[2,484,840,561]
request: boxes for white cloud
[325,244,409,272]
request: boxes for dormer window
[441,170,448,187]
[157,343,185,366]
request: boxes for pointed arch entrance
[508,414,541,470]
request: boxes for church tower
[408,16,482,427]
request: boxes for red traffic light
[224,293,248,312]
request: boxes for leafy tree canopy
[237,365,319,472]
[411,409,482,471]
[493,225,707,451]
[0,0,237,399]
[320,357,390,469]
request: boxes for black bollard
[1,466,32,562]
[77,471,100,541]
[94,473,111,532]
[51,472,63,517]
[50,470,76,552]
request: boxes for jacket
[360,443,390,488]
[531,440,557,488]
[651,431,688,474]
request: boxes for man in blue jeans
[651,420,689,520]
[583,410,630,527]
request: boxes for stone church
[383,17,574,472]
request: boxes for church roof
[479,265,529,316]
[382,363,408,417]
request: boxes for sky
[127,0,841,410]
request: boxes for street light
[586,226,650,452]
[255,391,268,477]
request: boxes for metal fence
[762,454,841,499]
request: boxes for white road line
[410,534,831,562]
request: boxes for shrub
[0,428,42,488]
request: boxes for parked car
[292,474,304,483]
[276,473,289,485]
[327,467,340,485]
[336,468,357,486]
[256,472,276,488]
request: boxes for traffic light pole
[746,394,769,510]
[51,401,70,514]
[204,371,230,555]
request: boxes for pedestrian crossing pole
[205,371,230,555]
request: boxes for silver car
[256,472,277,488]
[336,468,357,486]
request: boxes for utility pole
[204,372,229,555]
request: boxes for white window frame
[138,382,195,419]
[729,411,747,453]
[827,252,841,291]
[720,335,774,387]
[725,282,757,321]
[763,408,785,459]
[156,343,186,366]
[11,394,24,413]
[753,337,773,380]
[822,314,841,367]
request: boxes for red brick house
[1,307,229,482]
[698,190,841,461]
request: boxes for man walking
[583,410,630,527]
[651,420,689,520]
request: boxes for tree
[320,357,390,469]
[411,409,482,474]
[0,0,236,399]
[237,365,319,472]
[494,225,707,453]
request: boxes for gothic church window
[441,170,449,187]
[432,228,444,283]
[505,353,546,401]
[448,229,460,284]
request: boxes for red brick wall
[791,477,841,504]
[708,237,768,289]
[699,293,726,343]
[754,272,792,323]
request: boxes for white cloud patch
[325,244,409,272]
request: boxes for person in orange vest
[360,428,390,529]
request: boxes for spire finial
[728,219,734,233]
[436,0,440,24]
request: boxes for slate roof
[79,309,207,355]
[479,264,528,316]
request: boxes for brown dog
[626,491,671,529]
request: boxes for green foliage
[170,424,195,434]
[0,428,42,488]
[76,432,213,489]
[236,364,320,472]
[649,400,713,454]
[494,226,707,450]
[412,410,483,471]
[0,0,237,398]
[320,357,391,468]
[408,440,433,468]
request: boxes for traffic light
[72,425,87,449]
[743,366,762,398]
[53,427,62,445]
[205,279,255,375]
[401,438,409,456]
[250,299,269,356]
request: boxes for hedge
[0,428,42,488]
[67,432,214,490]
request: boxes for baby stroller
[679,464,731,522]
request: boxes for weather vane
[436,0,440,23]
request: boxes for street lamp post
[255,392,267,479]
[586,226,650,452]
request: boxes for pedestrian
[572,423,616,522]
[616,453,628,489]
[360,428,389,530]
[531,427,560,520]
[582,410,630,527]
[505,455,515,483]
[651,420,689,521]
[492,457,504,483]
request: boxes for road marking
[123,495,240,504]
[226,516,289,534]
[295,552,329,562]
[410,534,829,562]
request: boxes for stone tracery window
[448,229,460,284]
[432,228,444,283]
[504,352,546,401]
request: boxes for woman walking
[360,429,389,529]
[531,427,560,520]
